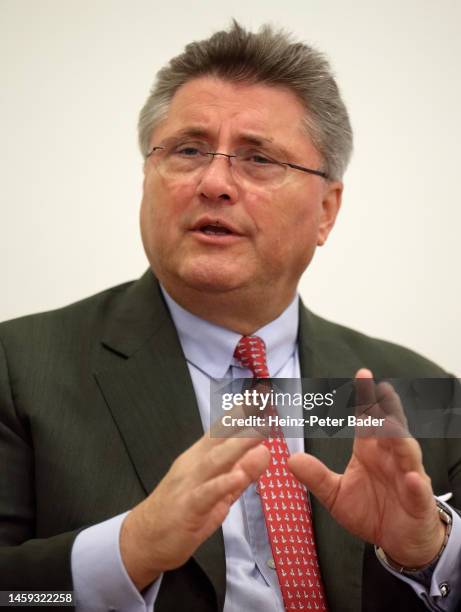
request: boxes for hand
[120,428,270,591]
[289,368,445,569]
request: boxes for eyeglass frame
[146,145,329,181]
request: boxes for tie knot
[233,336,270,378]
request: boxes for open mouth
[199,224,233,236]
[192,218,241,238]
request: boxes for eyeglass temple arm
[146,146,165,158]
[283,162,328,179]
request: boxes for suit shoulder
[0,280,135,346]
[304,308,447,377]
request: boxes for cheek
[258,191,322,265]
[290,205,321,253]
[247,186,317,238]
[142,175,196,231]
[243,187,273,230]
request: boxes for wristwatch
[376,501,452,579]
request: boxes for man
[0,21,460,612]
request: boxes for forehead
[151,76,314,153]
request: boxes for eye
[174,146,202,157]
[252,154,273,165]
[241,150,277,165]
[169,140,209,158]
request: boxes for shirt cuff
[71,511,163,612]
[375,498,461,611]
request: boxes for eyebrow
[162,126,291,159]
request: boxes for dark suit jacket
[0,270,459,611]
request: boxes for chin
[177,261,247,294]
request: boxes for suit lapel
[94,271,226,611]
[298,303,364,612]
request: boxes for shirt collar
[161,286,299,379]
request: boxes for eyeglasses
[146,141,329,187]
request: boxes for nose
[196,154,239,204]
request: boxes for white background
[1,0,460,374]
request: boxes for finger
[208,415,252,442]
[192,445,269,515]
[209,406,263,439]
[235,443,271,481]
[207,412,267,444]
[228,445,271,503]
[197,421,263,453]
[288,453,341,511]
[354,368,377,420]
[402,471,435,517]
[191,469,248,515]
[375,381,409,431]
[201,436,268,482]
[208,381,275,440]
[355,368,373,378]
[389,436,425,474]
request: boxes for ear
[317,181,343,246]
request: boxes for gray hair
[138,21,353,180]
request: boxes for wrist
[120,508,162,591]
[376,502,452,574]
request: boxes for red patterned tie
[234,336,328,612]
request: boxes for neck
[161,280,297,335]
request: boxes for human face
[140,76,342,305]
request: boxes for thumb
[289,453,341,511]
